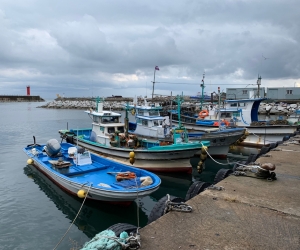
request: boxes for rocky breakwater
[38,97,129,110]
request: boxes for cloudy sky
[0,0,299,99]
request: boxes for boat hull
[240,126,298,147]
[23,145,161,203]
[72,138,194,173]
[173,120,298,147]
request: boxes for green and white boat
[59,97,210,174]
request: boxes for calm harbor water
[0,101,260,250]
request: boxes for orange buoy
[198,110,209,119]
[213,122,219,126]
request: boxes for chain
[163,194,192,214]
[206,185,225,191]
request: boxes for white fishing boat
[181,97,299,147]
[128,97,246,159]
[59,97,210,173]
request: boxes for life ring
[222,119,230,126]
[198,110,209,119]
[131,108,136,115]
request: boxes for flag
[155,66,159,70]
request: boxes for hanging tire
[106,223,138,237]
[185,181,211,201]
[259,146,270,156]
[245,153,258,164]
[147,195,185,224]
[66,135,74,144]
[282,135,290,141]
[268,142,278,150]
[214,169,233,184]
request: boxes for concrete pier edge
[139,134,300,250]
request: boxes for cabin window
[136,118,142,124]
[242,90,248,94]
[108,127,115,133]
[137,110,144,116]
[117,126,124,133]
[232,111,240,117]
[93,116,99,123]
[286,90,293,94]
[221,112,232,118]
[153,120,159,126]
[110,117,119,123]
[101,117,109,123]
[230,103,238,107]
[149,110,159,116]
[142,119,148,126]
[100,126,105,132]
[239,103,245,107]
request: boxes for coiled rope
[53,183,92,250]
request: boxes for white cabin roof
[85,110,122,117]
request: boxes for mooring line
[53,183,92,250]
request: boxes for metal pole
[257,75,261,98]
[218,87,221,129]
[200,73,205,110]
[170,91,173,128]
[152,69,156,100]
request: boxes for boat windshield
[101,116,119,123]
[149,110,160,116]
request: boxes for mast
[152,66,160,101]
[218,87,221,129]
[257,75,261,98]
[124,102,129,138]
[200,72,205,111]
[170,91,172,129]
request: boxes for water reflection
[23,145,257,239]
[23,165,149,237]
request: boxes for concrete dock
[140,136,300,249]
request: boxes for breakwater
[0,95,44,102]
[37,97,199,110]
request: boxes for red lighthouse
[26,86,30,96]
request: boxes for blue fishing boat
[23,138,161,204]
[59,97,210,173]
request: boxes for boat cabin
[129,103,171,139]
[85,100,125,146]
[213,98,265,126]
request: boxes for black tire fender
[214,169,233,184]
[106,223,138,237]
[147,195,185,224]
[185,181,211,201]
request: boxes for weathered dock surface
[140,136,300,250]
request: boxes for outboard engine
[44,139,61,157]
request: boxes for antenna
[200,72,205,111]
